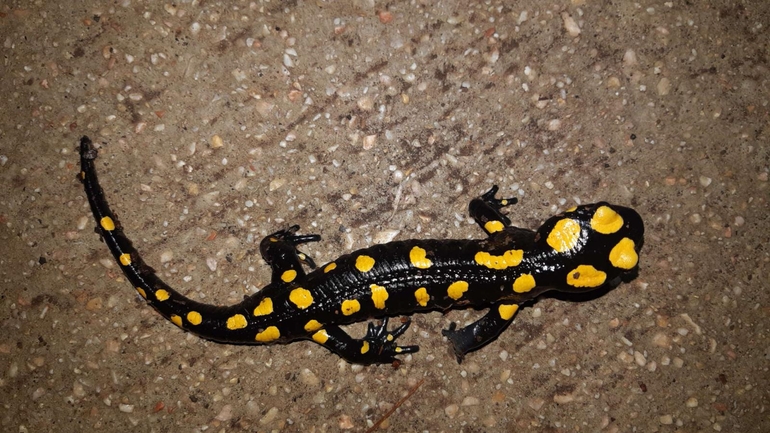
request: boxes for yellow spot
[170,315,183,327]
[79,171,86,180]
[324,262,337,273]
[355,255,375,272]
[312,329,329,344]
[498,304,519,320]
[567,265,607,288]
[447,281,469,300]
[566,206,577,212]
[395,347,403,353]
[474,249,524,270]
[304,320,323,332]
[255,326,280,342]
[155,289,170,301]
[546,219,582,253]
[289,288,314,309]
[609,238,638,269]
[414,287,429,307]
[484,220,505,233]
[591,205,624,234]
[119,253,132,266]
[409,246,432,269]
[226,314,248,330]
[370,284,389,309]
[512,274,537,293]
[136,287,147,299]
[361,341,370,354]
[187,311,202,325]
[341,299,361,316]
[253,298,273,316]
[281,269,297,283]
[100,216,115,231]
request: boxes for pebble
[362,134,377,150]
[685,397,698,407]
[210,135,224,149]
[214,404,233,421]
[561,12,581,37]
[528,397,545,411]
[206,257,217,272]
[159,250,174,263]
[444,404,459,418]
[299,368,320,387]
[461,396,480,406]
[659,414,673,424]
[338,414,354,429]
[269,178,286,191]
[259,407,279,425]
[119,404,134,413]
[623,49,638,67]
[657,77,671,95]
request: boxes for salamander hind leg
[309,318,419,365]
[259,225,321,284]
[469,185,518,236]
[442,302,521,363]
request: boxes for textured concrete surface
[1,1,768,432]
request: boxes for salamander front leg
[310,318,419,365]
[259,225,321,284]
[442,303,521,363]
[469,185,518,236]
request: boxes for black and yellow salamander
[80,136,644,365]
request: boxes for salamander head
[536,202,645,291]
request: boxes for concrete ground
[1,1,768,432]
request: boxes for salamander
[79,136,644,365]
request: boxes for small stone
[623,49,638,67]
[357,95,374,111]
[659,414,673,424]
[444,403,459,418]
[657,77,671,95]
[259,407,279,425]
[461,396,480,406]
[255,101,275,118]
[528,397,545,411]
[362,134,377,150]
[607,76,621,89]
[206,257,217,272]
[299,368,320,387]
[561,12,581,37]
[215,404,233,421]
[119,404,134,413]
[652,332,671,348]
[160,250,174,263]
[86,297,103,311]
[378,10,393,24]
[685,397,698,407]
[269,178,286,191]
[338,414,354,430]
[210,135,224,148]
[373,229,399,244]
[699,176,712,187]
[634,351,647,367]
